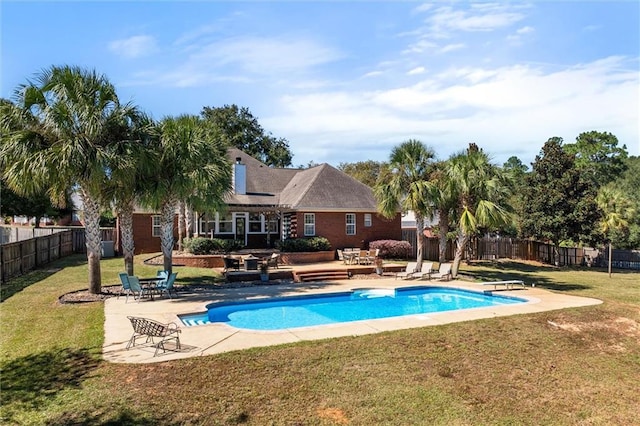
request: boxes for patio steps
[294,270,351,282]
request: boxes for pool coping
[103,278,602,364]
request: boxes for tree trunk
[118,200,135,276]
[438,209,449,263]
[451,231,468,278]
[185,206,193,239]
[160,196,177,275]
[82,190,103,294]
[608,242,612,278]
[177,201,185,252]
[415,214,425,270]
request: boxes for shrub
[221,239,244,253]
[369,240,412,259]
[185,238,243,255]
[276,237,331,252]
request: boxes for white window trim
[152,215,161,237]
[216,212,233,234]
[346,213,356,235]
[304,213,315,236]
[364,213,372,227]
[248,213,264,234]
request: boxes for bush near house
[277,236,331,252]
[184,237,243,254]
[370,239,412,259]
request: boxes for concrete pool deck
[103,278,602,364]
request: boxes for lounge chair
[395,262,418,279]
[126,316,181,357]
[430,263,452,281]
[117,273,132,301]
[411,262,434,280]
[156,272,178,299]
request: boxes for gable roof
[225,148,379,212]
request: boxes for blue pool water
[179,287,526,331]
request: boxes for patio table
[138,278,159,300]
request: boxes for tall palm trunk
[451,231,468,278]
[415,214,425,270]
[117,199,135,276]
[160,196,177,274]
[437,208,449,263]
[177,200,185,252]
[185,206,193,239]
[82,190,103,294]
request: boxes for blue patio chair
[118,273,132,302]
[156,272,178,299]
[127,276,151,303]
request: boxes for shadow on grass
[1,348,99,406]
[0,347,102,423]
[461,261,591,292]
[1,254,88,302]
[47,408,183,426]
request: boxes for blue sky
[2,1,638,168]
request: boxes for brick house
[125,148,401,254]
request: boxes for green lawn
[1,254,639,425]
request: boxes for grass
[1,255,639,425]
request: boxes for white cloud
[407,67,426,75]
[517,26,534,35]
[120,35,343,88]
[191,36,343,75]
[108,35,158,58]
[262,56,639,166]
[439,43,465,53]
[427,4,525,34]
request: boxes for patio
[103,269,602,364]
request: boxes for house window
[304,213,315,236]
[267,216,278,233]
[217,212,233,233]
[249,213,262,233]
[199,214,216,236]
[346,213,356,235]
[364,213,372,227]
[152,215,161,237]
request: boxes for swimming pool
[179,286,526,331]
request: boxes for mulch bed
[58,273,388,304]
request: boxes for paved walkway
[103,277,602,364]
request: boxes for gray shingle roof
[225,148,378,211]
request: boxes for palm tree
[446,144,512,278]
[141,115,231,274]
[1,66,140,293]
[374,140,436,270]
[104,113,158,276]
[596,186,636,278]
[427,162,458,263]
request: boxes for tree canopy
[338,160,387,187]
[521,137,601,253]
[201,104,293,167]
[564,130,628,186]
[0,179,73,226]
[1,65,141,293]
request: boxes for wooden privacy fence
[0,227,116,284]
[398,231,634,268]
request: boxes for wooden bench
[126,316,181,357]
[482,280,526,290]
